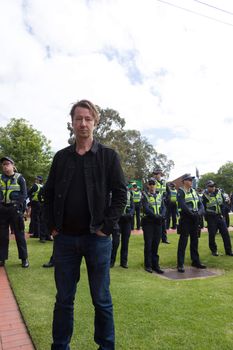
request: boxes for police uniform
[111,189,134,268]
[0,157,28,267]
[141,180,165,274]
[177,174,206,272]
[28,177,43,238]
[38,185,52,242]
[131,185,142,230]
[153,171,170,243]
[202,181,233,256]
[166,184,178,229]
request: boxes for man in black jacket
[44,99,127,350]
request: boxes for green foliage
[94,107,174,181]
[0,118,53,186]
[6,228,233,350]
[217,162,233,193]
[197,172,218,189]
[198,162,233,193]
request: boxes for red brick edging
[0,267,35,350]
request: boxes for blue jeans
[51,233,114,350]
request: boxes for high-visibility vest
[132,190,141,203]
[0,173,21,204]
[203,190,222,215]
[170,189,177,203]
[124,191,132,214]
[143,191,162,215]
[155,180,166,195]
[31,184,42,201]
[178,188,199,212]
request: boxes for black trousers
[206,215,232,254]
[31,201,41,237]
[0,205,28,261]
[142,220,162,269]
[177,215,200,266]
[40,204,51,240]
[131,203,141,230]
[111,218,131,266]
[223,209,230,228]
[166,203,177,229]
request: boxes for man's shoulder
[96,142,116,153]
[177,187,185,197]
[53,145,75,161]
[95,142,119,159]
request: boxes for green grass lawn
[5,225,233,350]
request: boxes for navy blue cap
[206,180,215,187]
[0,156,14,164]
[182,173,194,181]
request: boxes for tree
[197,172,218,190]
[198,162,233,193]
[0,118,53,186]
[217,162,233,193]
[93,107,174,182]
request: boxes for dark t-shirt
[62,152,91,235]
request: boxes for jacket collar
[68,139,99,154]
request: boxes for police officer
[0,157,29,267]
[153,167,170,243]
[141,178,166,274]
[111,187,134,268]
[38,184,53,242]
[166,182,178,230]
[131,182,142,230]
[177,173,206,273]
[28,175,43,239]
[222,191,231,228]
[202,180,233,257]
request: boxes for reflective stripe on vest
[170,189,177,203]
[124,191,132,214]
[155,180,166,195]
[132,190,141,203]
[179,188,199,212]
[32,184,42,201]
[204,191,222,214]
[143,192,162,215]
[0,173,21,204]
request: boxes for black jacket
[44,140,127,235]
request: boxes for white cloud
[1,0,233,180]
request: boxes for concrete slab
[158,267,224,280]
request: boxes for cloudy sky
[1,0,233,180]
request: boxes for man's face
[2,161,14,176]
[154,173,161,180]
[208,186,215,193]
[148,182,155,193]
[183,178,192,189]
[72,106,95,140]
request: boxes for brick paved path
[0,267,35,350]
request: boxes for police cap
[153,167,163,175]
[206,180,215,187]
[182,173,194,181]
[35,175,43,181]
[0,156,14,164]
[148,177,156,185]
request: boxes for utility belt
[1,202,17,207]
